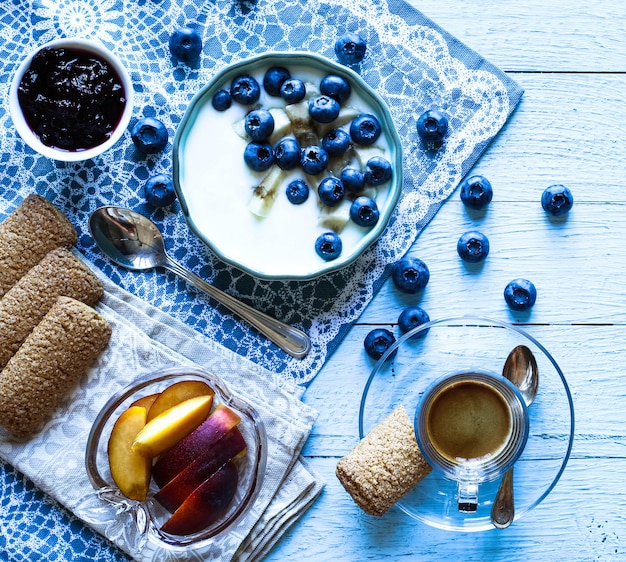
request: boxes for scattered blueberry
[457,230,490,263]
[363,328,397,360]
[504,278,537,311]
[391,257,430,293]
[321,128,351,156]
[130,117,168,154]
[285,179,310,205]
[243,142,274,172]
[315,232,342,261]
[416,109,448,143]
[211,89,232,112]
[300,145,329,175]
[340,167,365,193]
[318,177,345,207]
[230,75,261,105]
[309,95,341,123]
[145,173,176,207]
[169,28,202,63]
[244,109,275,142]
[320,74,351,103]
[334,32,367,65]
[364,156,392,186]
[350,196,380,227]
[274,137,301,170]
[350,113,381,146]
[541,184,574,216]
[263,66,290,97]
[460,175,493,209]
[280,78,306,104]
[398,305,430,338]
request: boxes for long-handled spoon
[491,344,539,528]
[89,206,311,359]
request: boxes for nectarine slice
[130,393,159,410]
[147,380,215,422]
[131,395,213,458]
[155,427,246,513]
[160,461,239,536]
[152,404,242,488]
[107,406,151,501]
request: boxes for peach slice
[147,380,215,422]
[160,461,239,536]
[152,404,241,488]
[131,395,213,458]
[107,406,151,501]
[130,393,160,410]
[155,427,246,513]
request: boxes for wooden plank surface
[268,1,626,560]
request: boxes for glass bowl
[172,51,403,280]
[83,367,267,552]
[9,37,134,162]
[359,316,575,532]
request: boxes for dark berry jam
[17,46,127,152]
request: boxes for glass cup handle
[457,482,479,512]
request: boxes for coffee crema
[426,380,512,462]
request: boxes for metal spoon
[491,344,539,529]
[89,206,311,359]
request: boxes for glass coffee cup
[415,369,529,512]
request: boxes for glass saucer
[359,316,574,532]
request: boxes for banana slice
[315,106,361,138]
[247,166,287,217]
[353,145,387,168]
[285,100,319,146]
[268,108,292,145]
[328,146,356,176]
[318,198,353,233]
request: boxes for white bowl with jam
[9,38,134,162]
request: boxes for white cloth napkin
[0,254,323,561]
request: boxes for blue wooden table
[268,1,626,560]
[1,0,625,560]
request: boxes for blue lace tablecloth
[0,0,522,560]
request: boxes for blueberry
[145,173,176,207]
[318,177,345,207]
[280,78,306,104]
[286,179,310,205]
[263,66,290,97]
[350,113,381,146]
[169,28,202,63]
[315,232,342,261]
[243,142,274,172]
[334,32,367,65]
[364,156,392,186]
[457,230,490,263]
[391,257,430,293]
[230,75,261,105]
[244,109,275,141]
[398,306,430,338]
[340,167,365,193]
[309,95,341,124]
[541,184,574,216]
[504,278,537,311]
[416,109,448,143]
[460,175,493,209]
[363,328,397,360]
[350,196,380,227]
[300,145,329,175]
[274,137,301,170]
[321,128,351,156]
[131,117,168,154]
[211,89,232,111]
[320,74,351,103]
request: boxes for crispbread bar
[0,247,104,369]
[336,405,432,516]
[0,296,111,437]
[0,194,77,298]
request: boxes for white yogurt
[179,64,394,278]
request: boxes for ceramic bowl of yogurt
[173,51,403,280]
